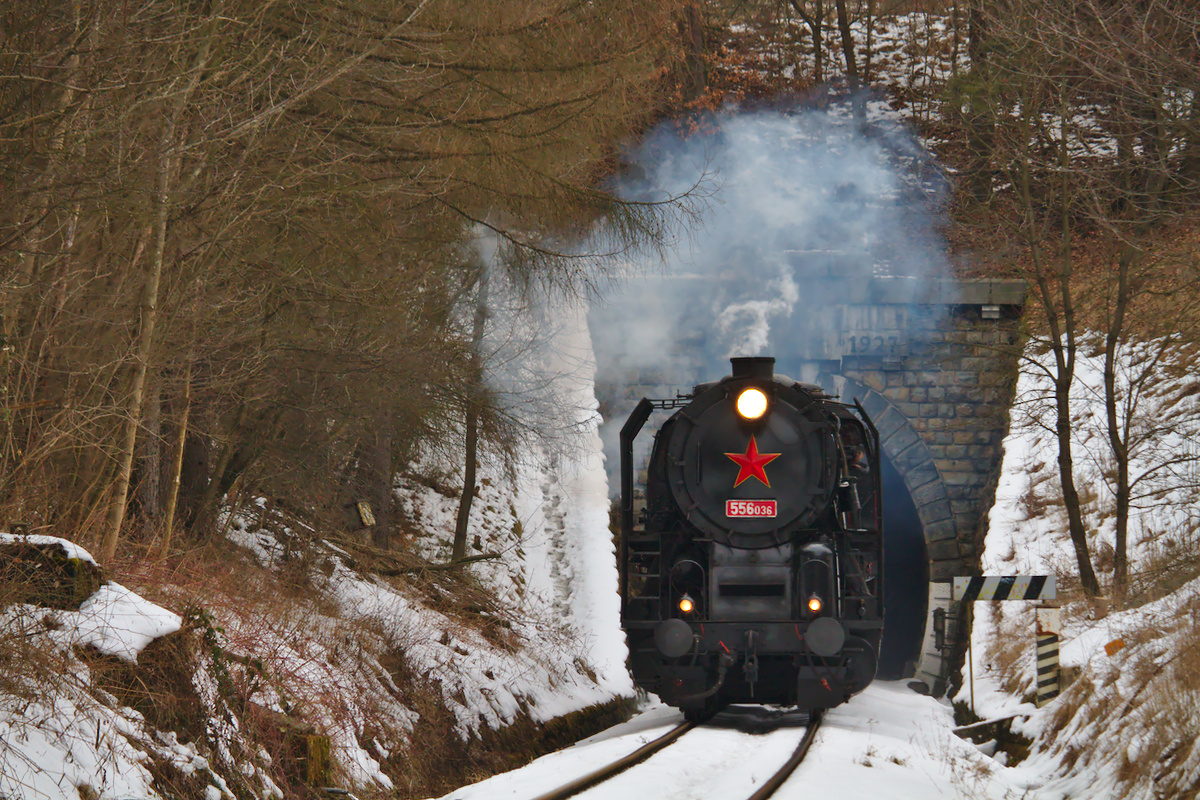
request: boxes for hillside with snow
[964,337,1200,799]
[3,6,1199,800]
[0,299,633,799]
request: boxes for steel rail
[745,709,824,800]
[529,721,697,800]
[529,708,823,800]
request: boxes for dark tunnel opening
[878,455,928,680]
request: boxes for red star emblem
[725,435,781,488]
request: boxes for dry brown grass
[0,589,70,703]
[1107,620,1200,797]
[982,611,1034,701]
[3,497,625,799]
[101,525,622,798]
[1121,529,1200,608]
[1022,591,1200,798]
[91,539,371,797]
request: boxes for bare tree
[2,0,689,562]
[955,0,1200,599]
[452,261,490,564]
[786,0,828,82]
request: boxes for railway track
[530,709,824,800]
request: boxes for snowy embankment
[963,337,1200,799]
[0,298,632,798]
[0,536,225,800]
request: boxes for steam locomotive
[619,357,883,720]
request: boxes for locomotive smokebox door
[662,373,836,550]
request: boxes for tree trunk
[1183,93,1200,184]
[788,0,823,83]
[678,3,706,102]
[834,0,863,125]
[452,267,489,563]
[834,0,859,90]
[373,410,393,551]
[1052,371,1101,597]
[100,222,158,562]
[864,0,875,84]
[197,404,248,539]
[964,0,994,203]
[951,0,960,75]
[1,3,93,474]
[1020,159,1100,597]
[967,0,987,64]
[98,10,218,562]
[159,360,192,560]
[140,377,162,536]
[1104,246,1136,602]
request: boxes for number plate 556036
[725,499,777,518]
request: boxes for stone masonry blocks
[831,286,1023,694]
[872,406,908,441]
[858,389,891,420]
[892,441,937,475]
[930,560,966,581]
[923,518,957,542]
[883,425,921,456]
[927,539,962,561]
[918,498,953,524]
[911,479,950,508]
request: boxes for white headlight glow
[735,387,768,420]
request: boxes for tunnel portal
[879,455,927,680]
[595,277,1027,696]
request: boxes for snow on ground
[208,295,635,790]
[0,684,232,800]
[962,336,1200,799]
[381,294,632,723]
[437,334,1200,800]
[433,683,1042,800]
[0,534,99,565]
[7,17,1194,799]
[0,294,632,798]
[0,534,182,665]
[982,338,1200,580]
[0,537,224,800]
[68,583,181,663]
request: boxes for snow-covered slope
[0,297,632,799]
[0,536,227,799]
[963,337,1200,799]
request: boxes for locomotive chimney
[730,356,775,380]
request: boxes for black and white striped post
[952,575,1059,712]
[953,575,1056,603]
[1034,606,1062,707]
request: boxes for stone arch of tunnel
[835,375,964,694]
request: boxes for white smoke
[593,104,946,369]
[589,100,950,490]
[716,265,801,356]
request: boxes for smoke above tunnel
[589,104,951,487]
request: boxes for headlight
[678,594,695,614]
[807,595,823,614]
[735,387,768,420]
